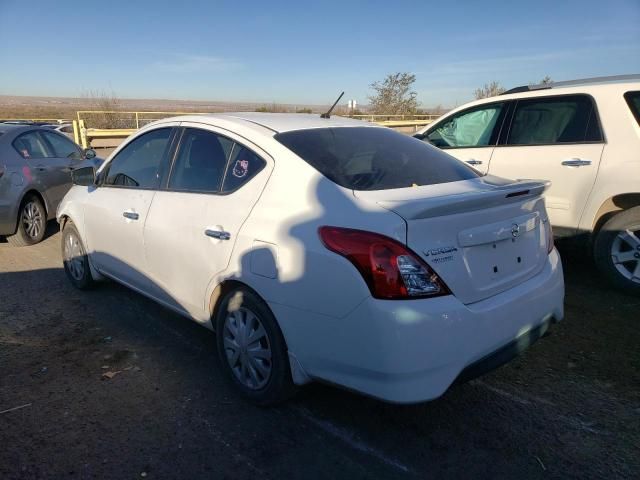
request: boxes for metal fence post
[79,119,88,149]
[135,112,139,129]
[72,120,80,145]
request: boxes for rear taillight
[318,226,450,300]
[544,219,554,254]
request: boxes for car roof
[426,75,640,124]
[154,112,376,134]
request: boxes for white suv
[416,75,640,293]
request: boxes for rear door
[83,125,177,291]
[13,130,70,210]
[487,94,605,234]
[143,124,272,321]
[420,101,509,174]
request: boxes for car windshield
[274,127,478,191]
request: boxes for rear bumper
[0,202,17,236]
[272,248,564,404]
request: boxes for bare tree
[540,75,554,85]
[474,81,506,99]
[368,72,419,115]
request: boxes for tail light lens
[544,219,554,254]
[318,226,450,300]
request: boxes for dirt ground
[0,227,638,479]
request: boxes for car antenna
[320,91,344,119]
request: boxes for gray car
[0,124,101,246]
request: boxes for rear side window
[104,128,172,189]
[625,91,640,126]
[222,144,266,193]
[507,95,602,145]
[13,131,52,159]
[426,103,505,148]
[275,127,478,191]
[41,131,81,160]
[169,129,233,193]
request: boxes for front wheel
[594,206,640,295]
[61,221,95,290]
[215,287,295,405]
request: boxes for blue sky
[1,0,638,107]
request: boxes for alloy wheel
[21,201,43,240]
[223,307,273,390]
[63,232,85,281]
[610,227,640,284]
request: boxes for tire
[6,195,46,246]
[215,287,296,406]
[61,221,95,290]
[593,206,640,295]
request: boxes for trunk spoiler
[373,180,550,221]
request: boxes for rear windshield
[274,127,478,191]
[625,91,640,126]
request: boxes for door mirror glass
[84,148,97,159]
[72,166,96,186]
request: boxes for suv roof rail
[501,73,640,95]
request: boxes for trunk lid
[354,177,550,304]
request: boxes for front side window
[625,91,640,126]
[168,129,233,192]
[275,127,478,191]
[41,131,82,160]
[104,128,172,189]
[425,103,504,148]
[13,131,52,159]
[507,95,603,145]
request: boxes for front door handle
[205,229,231,240]
[561,158,592,167]
[466,159,483,165]
[123,211,139,220]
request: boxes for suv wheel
[215,287,296,405]
[7,195,46,246]
[594,206,640,294]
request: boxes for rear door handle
[561,158,592,167]
[123,211,139,220]
[205,229,231,240]
[465,159,483,165]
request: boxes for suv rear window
[274,127,478,191]
[625,91,640,126]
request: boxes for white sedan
[57,113,564,405]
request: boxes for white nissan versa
[57,113,564,405]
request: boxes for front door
[143,125,272,321]
[421,101,508,174]
[487,94,605,233]
[83,126,176,291]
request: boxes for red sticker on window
[232,159,249,178]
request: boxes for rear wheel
[215,287,295,405]
[7,195,46,246]
[61,221,95,290]
[594,206,640,294]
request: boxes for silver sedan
[0,124,101,245]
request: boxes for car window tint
[13,131,52,159]
[104,128,172,189]
[275,127,478,191]
[426,103,504,148]
[168,129,232,192]
[625,91,640,126]
[222,143,266,193]
[507,95,602,145]
[41,131,81,160]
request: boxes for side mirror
[71,166,96,186]
[83,148,97,160]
